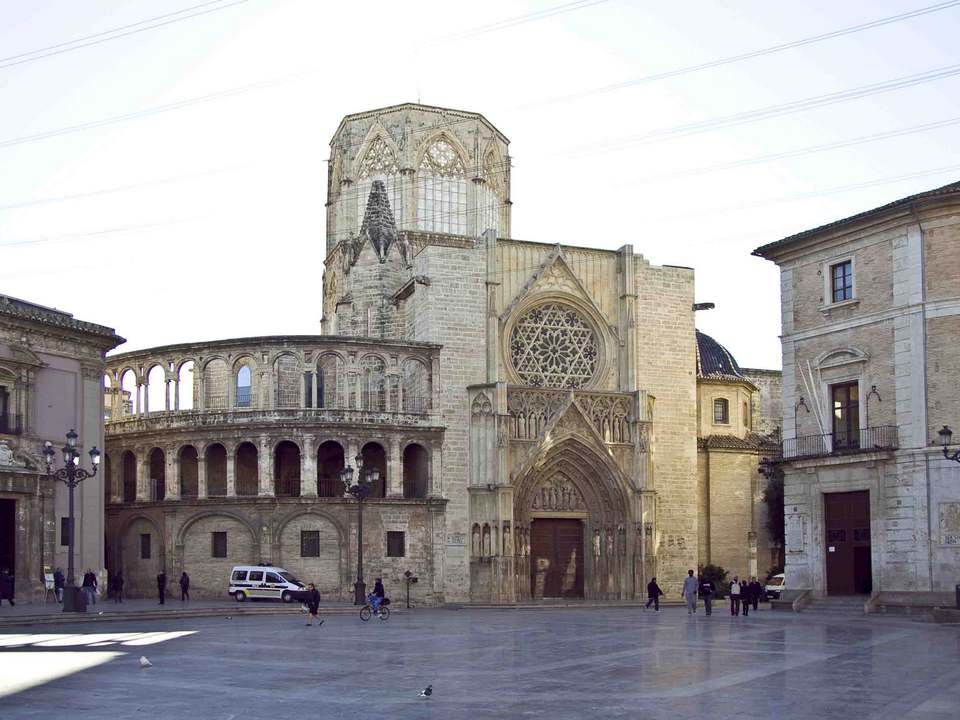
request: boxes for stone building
[0,294,123,600]
[104,103,780,603]
[754,180,960,604]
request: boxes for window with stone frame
[140,533,151,559]
[417,137,467,235]
[300,530,320,558]
[509,303,599,388]
[235,365,252,407]
[478,149,504,237]
[830,260,853,303]
[211,531,227,558]
[386,531,406,558]
[356,136,403,233]
[713,398,729,424]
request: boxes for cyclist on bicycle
[368,577,386,616]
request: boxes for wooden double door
[824,491,872,595]
[530,518,584,599]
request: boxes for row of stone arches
[107,439,431,502]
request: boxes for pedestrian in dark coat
[742,579,751,616]
[0,568,14,607]
[304,583,322,627]
[157,571,167,605]
[750,578,762,610]
[113,570,124,603]
[179,572,190,602]
[82,569,97,606]
[54,568,65,604]
[644,577,663,611]
[699,577,715,616]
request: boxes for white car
[765,573,785,600]
[229,565,304,603]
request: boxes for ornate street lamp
[342,453,380,605]
[938,426,960,464]
[43,429,100,613]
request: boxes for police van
[229,565,305,602]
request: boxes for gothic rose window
[510,303,599,388]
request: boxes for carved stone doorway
[530,518,583,599]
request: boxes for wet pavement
[0,606,957,719]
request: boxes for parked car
[765,573,785,600]
[229,565,304,602]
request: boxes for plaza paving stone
[0,606,957,719]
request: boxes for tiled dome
[696,330,744,381]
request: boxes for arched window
[120,369,137,416]
[179,446,198,497]
[317,354,344,409]
[402,359,430,413]
[274,441,301,497]
[478,148,504,237]
[275,355,300,408]
[121,450,137,502]
[402,443,429,498]
[148,448,165,501]
[417,137,467,235]
[713,398,729,424]
[360,356,386,411]
[356,136,403,233]
[177,361,194,411]
[236,365,253,408]
[146,365,165,413]
[235,442,258,496]
[204,360,229,410]
[206,444,227,496]
[360,442,387,498]
[317,440,345,497]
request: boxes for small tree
[701,564,729,599]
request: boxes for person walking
[700,575,715,616]
[644,577,663,611]
[729,576,741,616]
[157,570,167,605]
[82,569,97,606]
[0,568,14,607]
[113,570,123,603]
[750,577,762,611]
[742,579,751,616]
[304,583,323,627]
[54,567,64,604]
[179,572,190,602]
[682,569,699,615]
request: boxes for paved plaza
[0,606,957,719]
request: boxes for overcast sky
[2,0,958,369]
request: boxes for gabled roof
[753,179,960,258]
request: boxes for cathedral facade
[101,103,779,603]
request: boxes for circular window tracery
[509,303,599,388]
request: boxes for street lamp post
[342,453,380,605]
[43,429,100,613]
[938,426,960,463]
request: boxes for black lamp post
[342,453,380,605]
[43,429,100,613]
[938,426,960,463]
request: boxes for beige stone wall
[924,216,960,302]
[705,449,759,579]
[697,382,753,439]
[635,263,698,594]
[742,369,783,437]
[926,315,960,441]
[181,515,256,598]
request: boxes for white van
[764,573,785,600]
[229,566,305,603]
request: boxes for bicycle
[359,603,390,621]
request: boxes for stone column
[258,436,274,496]
[164,379,171,411]
[109,451,122,504]
[430,439,443,497]
[301,435,317,497]
[165,447,180,500]
[197,456,208,498]
[311,371,319,409]
[226,446,236,497]
[135,448,148,501]
[346,438,359,472]
[173,378,180,410]
[387,439,402,497]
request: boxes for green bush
[700,564,729,599]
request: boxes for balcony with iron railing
[778,425,898,461]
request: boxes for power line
[623,116,960,185]
[568,61,960,155]
[427,0,610,44]
[0,0,249,71]
[522,0,960,107]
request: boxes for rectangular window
[248,571,263,582]
[831,260,853,303]
[140,533,151,560]
[713,398,729,424]
[304,372,313,409]
[301,530,320,557]
[386,531,405,558]
[236,386,251,407]
[60,517,72,547]
[831,382,860,450]
[211,531,227,558]
[231,570,247,583]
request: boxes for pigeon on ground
[138,656,152,669]
[98,611,104,615]
[418,685,432,698]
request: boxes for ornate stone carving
[530,476,585,512]
[471,392,492,416]
[507,388,567,440]
[574,393,632,444]
[0,440,24,468]
[510,303,598,388]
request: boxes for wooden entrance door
[824,491,872,595]
[530,519,584,599]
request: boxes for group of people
[154,570,191,604]
[645,571,767,616]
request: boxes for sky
[1,0,958,370]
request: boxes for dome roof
[696,330,744,381]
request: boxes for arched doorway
[274,441,301,497]
[513,437,633,601]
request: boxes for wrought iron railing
[0,414,22,435]
[780,425,898,460]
